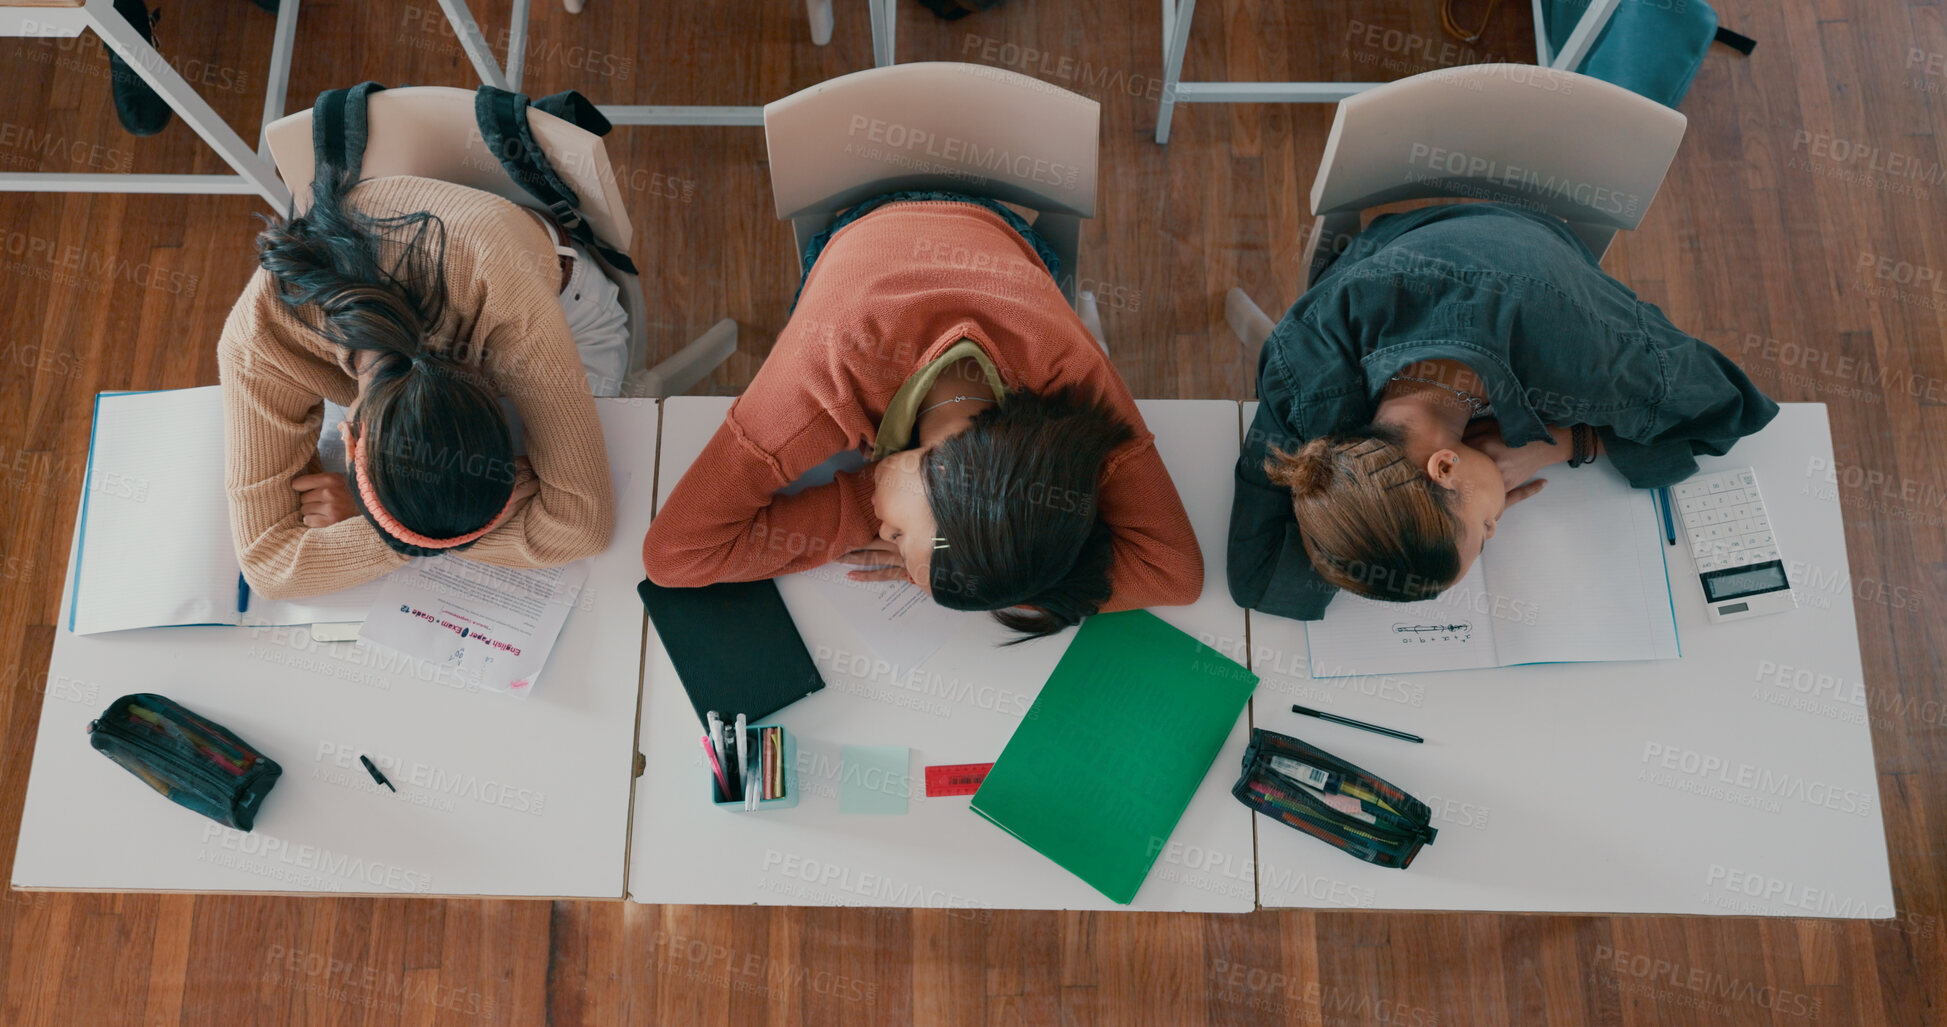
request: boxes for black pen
[1291,704,1423,744]
[359,754,397,792]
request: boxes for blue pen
[236,573,251,614]
[1656,487,1676,545]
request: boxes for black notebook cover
[637,578,825,729]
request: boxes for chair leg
[1155,0,1195,144]
[1079,291,1107,352]
[869,0,895,66]
[433,0,511,88]
[1225,287,1275,367]
[807,0,834,45]
[636,319,739,398]
[564,0,583,11]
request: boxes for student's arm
[1603,318,1783,489]
[467,298,615,569]
[1226,397,1340,621]
[219,339,411,600]
[1093,438,1204,612]
[643,413,878,586]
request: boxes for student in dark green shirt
[1230,202,1779,621]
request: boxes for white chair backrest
[264,86,632,250]
[762,62,1099,260]
[1310,64,1686,262]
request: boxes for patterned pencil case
[1231,728,1437,869]
[88,693,282,831]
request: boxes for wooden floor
[2,0,1943,1023]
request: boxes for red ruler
[924,763,993,797]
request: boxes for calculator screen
[1702,560,1789,602]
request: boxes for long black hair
[920,386,1133,641]
[255,172,516,555]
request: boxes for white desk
[628,398,1259,911]
[10,399,659,897]
[1246,404,1895,915]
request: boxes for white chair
[1226,63,1687,363]
[264,86,736,396]
[761,62,1105,338]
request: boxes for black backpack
[308,80,637,275]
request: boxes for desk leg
[869,0,895,66]
[83,0,291,213]
[434,0,512,89]
[1156,0,1194,144]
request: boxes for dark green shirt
[1229,203,1780,622]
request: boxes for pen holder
[711,723,799,811]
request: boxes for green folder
[970,610,1259,904]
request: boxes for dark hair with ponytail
[920,386,1133,642]
[255,172,516,555]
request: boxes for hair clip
[932,536,951,550]
[1368,456,1406,475]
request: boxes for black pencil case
[1231,728,1437,869]
[87,693,282,831]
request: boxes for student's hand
[836,538,909,583]
[1502,477,1549,512]
[292,473,357,529]
[1466,422,1576,494]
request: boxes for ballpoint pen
[1290,704,1424,744]
[700,734,730,799]
[734,713,748,796]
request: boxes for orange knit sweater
[643,201,1203,611]
[218,176,615,600]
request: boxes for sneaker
[107,0,170,137]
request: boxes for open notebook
[68,388,384,635]
[1303,463,1680,677]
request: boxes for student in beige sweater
[219,174,615,599]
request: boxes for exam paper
[358,555,589,697]
[778,563,973,672]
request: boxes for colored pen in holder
[706,722,798,811]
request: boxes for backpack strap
[474,86,638,275]
[311,80,388,185]
[1713,26,1756,55]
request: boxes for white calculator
[1672,467,1798,623]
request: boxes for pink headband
[349,431,520,549]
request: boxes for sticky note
[839,746,910,814]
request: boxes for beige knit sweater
[217,176,615,600]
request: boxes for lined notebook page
[70,388,240,634]
[1487,467,1679,666]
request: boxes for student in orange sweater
[219,174,615,599]
[643,194,1203,639]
